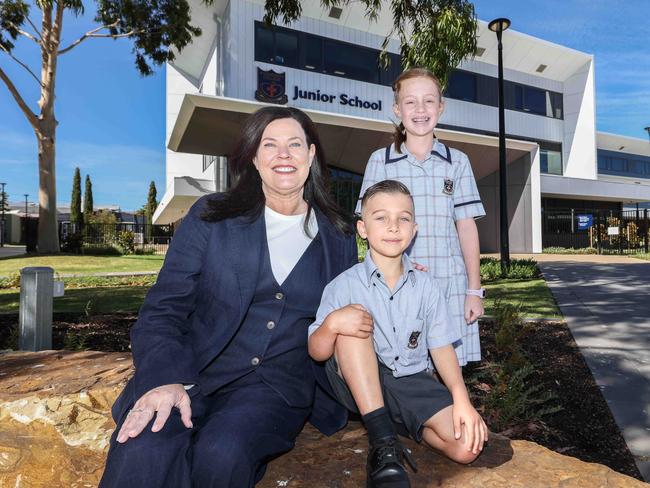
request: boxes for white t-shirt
[265,206,319,285]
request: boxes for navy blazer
[113,195,357,435]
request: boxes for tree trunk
[36,122,59,253]
[35,3,63,253]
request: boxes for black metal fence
[59,222,175,254]
[542,209,650,254]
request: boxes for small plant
[84,298,98,318]
[63,330,88,351]
[0,271,21,289]
[484,364,562,432]
[133,247,156,255]
[356,232,368,262]
[478,299,562,433]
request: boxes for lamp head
[488,18,511,33]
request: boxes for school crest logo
[254,68,288,104]
[443,178,454,195]
[407,331,421,349]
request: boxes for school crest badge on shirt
[407,331,421,349]
[443,178,454,195]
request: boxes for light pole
[489,17,511,273]
[0,182,5,247]
[24,194,29,217]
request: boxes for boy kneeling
[308,180,488,488]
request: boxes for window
[541,149,562,175]
[303,36,322,70]
[447,70,477,102]
[445,69,563,120]
[323,40,379,83]
[254,21,398,87]
[203,155,217,172]
[523,86,547,116]
[597,150,650,179]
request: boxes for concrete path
[536,256,650,480]
[0,245,26,258]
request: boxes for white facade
[156,0,650,253]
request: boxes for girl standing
[356,68,486,365]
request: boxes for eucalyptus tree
[0,0,205,252]
[1,0,476,253]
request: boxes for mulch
[0,312,642,481]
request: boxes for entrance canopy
[168,94,537,177]
[542,175,650,203]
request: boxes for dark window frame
[254,21,400,87]
[597,149,650,180]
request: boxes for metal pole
[643,208,648,254]
[0,182,5,247]
[497,29,510,272]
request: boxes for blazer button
[275,292,284,300]
[267,321,276,330]
[251,357,260,366]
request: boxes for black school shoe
[366,436,417,488]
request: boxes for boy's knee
[447,444,479,465]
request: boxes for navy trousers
[99,374,310,488]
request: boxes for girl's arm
[456,218,483,324]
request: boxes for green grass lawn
[0,286,151,314]
[484,278,561,318]
[0,254,164,276]
[1,276,561,318]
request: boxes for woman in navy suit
[100,106,357,487]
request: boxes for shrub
[60,232,83,254]
[543,246,598,255]
[480,257,540,282]
[116,230,135,254]
[81,244,123,256]
[134,247,156,255]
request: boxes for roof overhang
[168,94,538,179]
[152,176,216,225]
[541,174,650,203]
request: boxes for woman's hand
[328,304,374,339]
[116,384,193,443]
[452,400,488,454]
[464,295,484,324]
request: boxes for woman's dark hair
[201,106,353,235]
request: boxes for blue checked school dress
[356,140,486,365]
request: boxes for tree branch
[25,16,42,39]
[0,64,38,129]
[5,20,41,44]
[0,44,44,87]
[57,21,123,55]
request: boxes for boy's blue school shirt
[308,251,461,377]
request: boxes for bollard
[19,267,54,351]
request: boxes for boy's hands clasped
[328,304,374,338]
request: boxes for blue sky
[1,0,649,210]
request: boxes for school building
[154,0,650,253]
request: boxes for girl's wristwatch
[466,288,486,298]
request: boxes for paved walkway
[535,255,650,480]
[0,245,26,258]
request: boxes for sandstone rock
[0,351,647,488]
[0,350,132,487]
